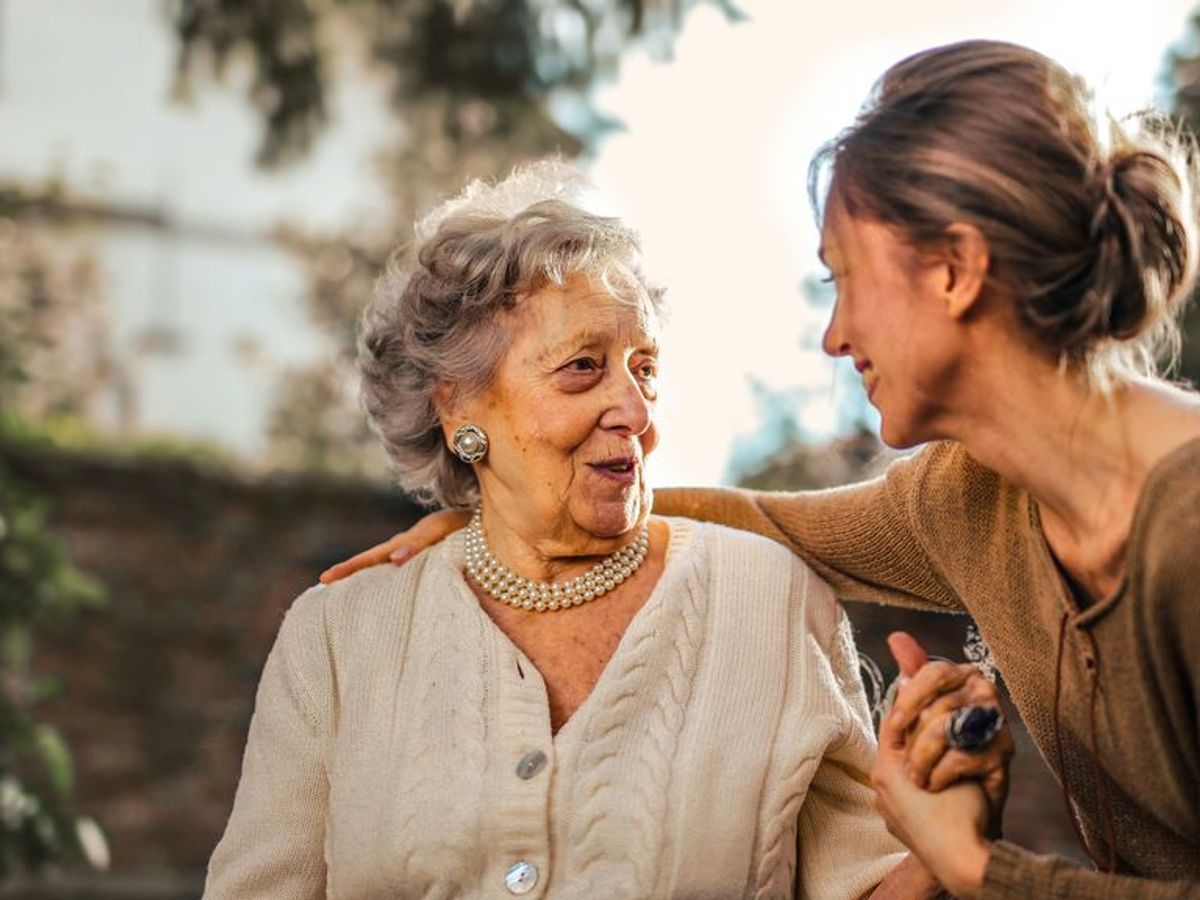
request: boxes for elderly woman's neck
[476,506,642,582]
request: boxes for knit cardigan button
[516,750,547,780]
[504,860,539,894]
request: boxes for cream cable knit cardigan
[204,518,904,899]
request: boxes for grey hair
[358,161,665,509]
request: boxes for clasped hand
[871,632,1014,900]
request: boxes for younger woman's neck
[943,358,1200,595]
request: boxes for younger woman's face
[819,200,969,448]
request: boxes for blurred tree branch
[171,0,738,478]
[171,0,735,166]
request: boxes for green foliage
[172,0,730,166]
[0,453,108,875]
[171,0,735,476]
[0,281,108,874]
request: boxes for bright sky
[0,0,1194,485]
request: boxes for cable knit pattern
[567,521,708,895]
[204,518,905,899]
[388,570,488,894]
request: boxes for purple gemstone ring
[945,705,1005,753]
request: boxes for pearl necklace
[464,508,650,612]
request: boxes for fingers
[981,737,1014,824]
[319,537,406,584]
[905,680,999,773]
[895,682,1013,822]
[903,690,967,784]
[925,748,995,791]
[391,508,469,563]
[887,631,929,678]
[318,509,470,584]
[887,659,972,734]
[877,699,909,753]
[933,727,1013,810]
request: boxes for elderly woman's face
[458,275,660,548]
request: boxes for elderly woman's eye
[637,360,659,380]
[565,357,601,372]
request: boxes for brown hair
[810,40,1198,379]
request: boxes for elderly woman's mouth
[588,457,639,484]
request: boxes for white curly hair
[358,160,665,509]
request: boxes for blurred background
[2,0,1200,895]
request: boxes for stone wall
[3,441,423,893]
[1,441,1082,895]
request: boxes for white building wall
[0,0,396,459]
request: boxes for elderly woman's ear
[435,384,491,466]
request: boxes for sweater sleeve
[204,588,331,899]
[654,446,963,612]
[981,842,1200,899]
[794,582,908,899]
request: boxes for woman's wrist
[937,836,991,900]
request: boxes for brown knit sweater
[658,438,1200,899]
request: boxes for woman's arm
[656,446,962,613]
[979,844,1200,899]
[321,446,966,616]
[204,589,331,899]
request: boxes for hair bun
[1079,144,1195,349]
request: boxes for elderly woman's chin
[570,477,653,541]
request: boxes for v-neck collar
[437,518,695,745]
[1027,433,1200,627]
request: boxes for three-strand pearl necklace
[464,507,650,612]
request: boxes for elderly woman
[203,164,939,898]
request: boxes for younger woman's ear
[940,223,990,320]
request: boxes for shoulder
[276,543,453,667]
[668,517,843,640]
[676,516,799,562]
[894,440,1011,510]
[884,441,1027,558]
[670,516,815,588]
[1131,436,1200,608]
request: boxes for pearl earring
[451,424,489,463]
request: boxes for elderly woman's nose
[599,369,654,433]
